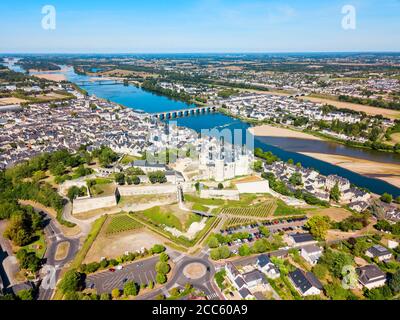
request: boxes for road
[26,206,80,300]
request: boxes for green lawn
[90,183,115,197]
[274,200,305,216]
[185,194,225,206]
[105,214,143,234]
[140,206,182,230]
[22,231,46,258]
[87,178,113,185]
[191,203,209,212]
[120,154,140,165]
[184,213,202,229]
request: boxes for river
[5,63,400,196]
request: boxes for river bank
[301,153,400,189]
[249,124,323,141]
[251,124,400,189]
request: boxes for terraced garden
[222,217,260,229]
[221,201,276,218]
[105,213,143,234]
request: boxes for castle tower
[215,158,225,182]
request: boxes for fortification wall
[72,194,117,214]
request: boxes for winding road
[26,205,80,300]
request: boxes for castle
[198,137,253,182]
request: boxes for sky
[0,0,399,53]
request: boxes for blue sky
[0,0,399,53]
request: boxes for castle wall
[72,194,117,214]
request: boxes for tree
[132,175,140,185]
[207,235,219,248]
[111,288,120,299]
[93,146,119,167]
[151,244,166,254]
[319,249,354,278]
[148,281,154,290]
[380,193,393,204]
[156,261,170,275]
[50,163,66,176]
[123,281,139,296]
[58,269,83,294]
[324,280,354,300]
[305,215,331,240]
[252,239,269,253]
[210,246,232,260]
[289,172,302,186]
[100,293,110,300]
[156,273,167,284]
[312,264,328,279]
[330,183,341,202]
[217,183,224,190]
[219,246,231,259]
[389,270,400,293]
[170,287,180,297]
[364,285,393,300]
[16,249,42,272]
[115,173,125,185]
[159,252,169,262]
[259,226,270,237]
[4,215,34,246]
[148,171,167,184]
[252,160,263,172]
[17,289,34,301]
[67,186,85,202]
[238,244,251,256]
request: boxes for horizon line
[2,50,400,55]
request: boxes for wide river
[7,63,400,196]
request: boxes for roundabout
[182,262,207,280]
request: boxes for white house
[256,254,280,279]
[285,233,317,248]
[356,265,387,290]
[242,270,267,289]
[225,263,247,291]
[288,268,323,297]
[301,245,323,265]
[366,245,393,262]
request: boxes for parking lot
[85,256,159,294]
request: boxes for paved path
[61,198,94,238]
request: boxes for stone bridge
[152,106,217,120]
